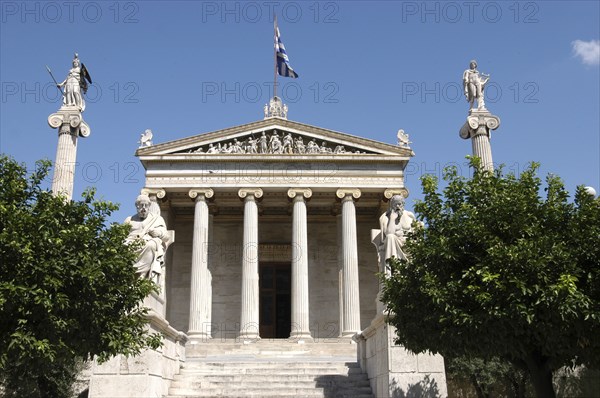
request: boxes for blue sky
[1,0,599,222]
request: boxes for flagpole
[273,14,278,99]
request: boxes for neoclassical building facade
[86,102,447,398]
[137,108,412,342]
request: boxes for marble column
[238,188,263,340]
[52,124,78,199]
[288,188,313,340]
[336,189,362,337]
[336,211,344,337]
[459,110,501,172]
[187,188,214,340]
[47,109,90,200]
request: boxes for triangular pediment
[136,118,412,157]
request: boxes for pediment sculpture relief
[177,130,371,155]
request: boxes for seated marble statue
[377,195,417,265]
[125,194,170,279]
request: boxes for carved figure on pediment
[246,136,258,153]
[320,141,332,154]
[258,132,268,153]
[206,143,218,153]
[334,145,346,154]
[306,140,319,154]
[138,129,153,148]
[283,133,294,154]
[270,132,283,154]
[377,195,417,266]
[194,147,204,153]
[295,137,306,154]
[125,195,171,280]
[397,129,411,148]
[231,139,243,154]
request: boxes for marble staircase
[166,339,374,398]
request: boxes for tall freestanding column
[288,188,313,340]
[187,189,214,340]
[336,189,362,337]
[47,53,92,200]
[238,188,263,340]
[460,59,500,171]
[48,108,90,200]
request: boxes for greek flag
[275,21,299,78]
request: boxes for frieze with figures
[174,130,373,155]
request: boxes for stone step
[185,339,357,359]
[179,365,363,375]
[170,378,371,389]
[167,395,374,398]
[171,373,368,383]
[169,349,374,398]
[184,359,360,370]
[167,386,374,397]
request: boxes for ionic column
[47,108,90,201]
[52,124,78,200]
[471,130,494,171]
[288,188,313,340]
[187,188,214,340]
[238,188,263,340]
[336,189,362,337]
[459,111,501,172]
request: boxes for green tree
[0,155,161,397]
[446,355,532,398]
[381,158,600,398]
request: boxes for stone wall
[87,309,187,398]
[356,315,448,398]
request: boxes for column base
[289,332,313,342]
[186,332,212,343]
[238,333,261,342]
[341,331,360,340]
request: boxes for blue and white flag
[275,21,299,78]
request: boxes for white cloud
[572,39,600,66]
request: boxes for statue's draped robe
[125,212,168,278]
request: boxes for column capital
[189,188,214,201]
[459,111,501,140]
[238,188,263,200]
[384,188,409,200]
[287,188,312,200]
[141,188,167,199]
[48,108,90,138]
[336,188,361,201]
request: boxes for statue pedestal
[144,291,166,318]
[355,315,448,398]
[87,297,187,398]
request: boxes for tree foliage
[381,158,600,398]
[0,155,161,397]
[446,355,532,398]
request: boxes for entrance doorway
[259,263,291,338]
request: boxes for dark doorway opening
[259,263,291,338]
